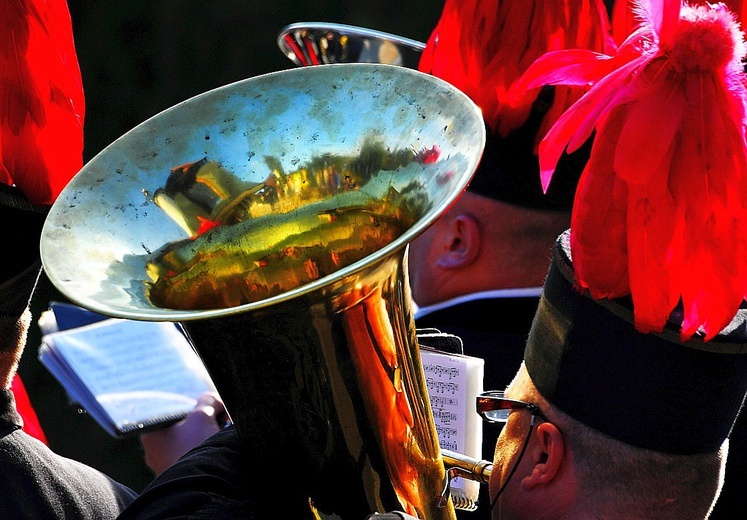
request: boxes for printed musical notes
[420,347,484,504]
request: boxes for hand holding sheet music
[38,302,218,438]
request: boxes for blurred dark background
[67,1,443,162]
[20,0,441,492]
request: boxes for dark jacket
[0,389,137,519]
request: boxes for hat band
[525,249,747,454]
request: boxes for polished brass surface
[145,141,432,311]
[278,22,425,69]
[41,64,486,518]
[441,449,492,485]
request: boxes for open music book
[37,302,218,438]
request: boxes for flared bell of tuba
[41,64,486,519]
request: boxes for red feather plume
[11,374,48,444]
[0,0,85,205]
[418,0,615,150]
[518,0,747,341]
[613,0,747,46]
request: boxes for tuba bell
[41,64,487,519]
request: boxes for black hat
[0,184,48,277]
[0,184,48,316]
[466,88,592,211]
[525,230,747,455]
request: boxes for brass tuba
[41,64,487,519]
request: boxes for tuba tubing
[440,449,493,512]
[441,449,492,484]
[175,247,459,519]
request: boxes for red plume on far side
[0,0,85,206]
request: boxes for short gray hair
[508,363,727,519]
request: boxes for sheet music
[39,317,217,437]
[420,348,484,507]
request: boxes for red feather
[522,0,747,341]
[570,111,631,299]
[613,0,747,47]
[11,374,48,445]
[0,0,85,205]
[418,0,614,149]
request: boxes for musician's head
[483,231,747,519]
[407,0,610,308]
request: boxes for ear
[434,213,481,269]
[520,421,565,490]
